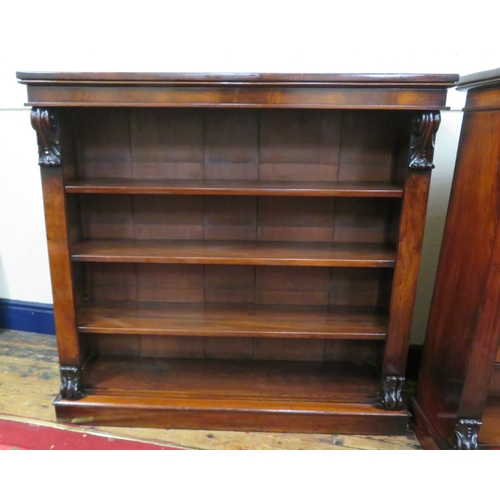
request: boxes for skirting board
[0,299,55,335]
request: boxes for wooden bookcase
[18,72,457,434]
[413,68,500,449]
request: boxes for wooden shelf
[54,356,409,433]
[70,240,397,267]
[77,302,388,340]
[65,178,404,197]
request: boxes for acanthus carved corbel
[381,374,405,410]
[30,108,61,167]
[59,366,85,400]
[409,111,441,170]
[453,418,482,450]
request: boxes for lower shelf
[54,357,409,434]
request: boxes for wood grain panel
[339,111,395,182]
[324,340,380,364]
[26,84,448,110]
[328,268,384,310]
[256,266,330,305]
[204,109,259,180]
[204,196,257,240]
[91,334,140,356]
[137,264,204,303]
[204,265,255,304]
[75,109,132,179]
[80,195,134,239]
[133,195,204,240]
[130,108,203,179]
[259,110,341,181]
[258,197,335,242]
[333,198,391,244]
[86,263,138,302]
[253,339,325,361]
[140,336,205,359]
[204,338,254,360]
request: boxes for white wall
[1,1,498,341]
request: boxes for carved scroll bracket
[381,375,405,410]
[409,111,441,170]
[59,366,85,400]
[453,418,482,450]
[30,108,61,167]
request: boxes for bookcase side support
[32,108,85,398]
[381,111,440,409]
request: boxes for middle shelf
[70,240,397,267]
[76,301,388,340]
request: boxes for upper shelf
[65,178,404,198]
[16,72,458,109]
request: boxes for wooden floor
[0,329,421,450]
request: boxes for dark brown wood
[76,302,388,340]
[33,110,83,368]
[18,72,453,433]
[17,73,457,109]
[413,68,500,449]
[70,240,397,267]
[65,179,404,197]
[16,71,459,85]
[59,366,85,400]
[30,108,61,167]
[53,356,409,434]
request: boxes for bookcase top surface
[17,72,459,87]
[458,68,500,91]
[17,72,458,109]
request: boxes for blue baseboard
[0,299,55,335]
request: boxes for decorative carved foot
[381,375,405,410]
[409,111,441,170]
[30,108,61,167]
[59,366,85,400]
[453,418,482,450]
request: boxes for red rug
[0,417,183,450]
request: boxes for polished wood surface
[413,68,500,449]
[16,71,459,84]
[65,178,404,197]
[76,302,388,339]
[17,72,458,109]
[71,240,397,267]
[18,72,453,434]
[38,120,83,367]
[383,171,431,375]
[54,355,409,434]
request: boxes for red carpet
[0,417,183,450]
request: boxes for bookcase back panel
[79,195,395,245]
[73,109,401,184]
[88,333,381,364]
[83,263,389,310]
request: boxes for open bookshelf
[18,72,457,434]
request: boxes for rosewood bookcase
[413,68,500,449]
[18,72,457,434]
